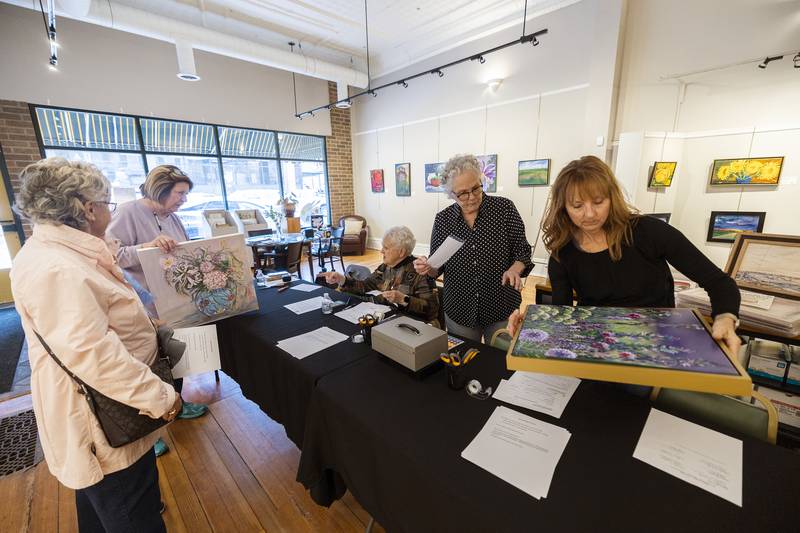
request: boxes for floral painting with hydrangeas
[138,234,258,327]
[510,306,737,375]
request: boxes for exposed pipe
[5,0,368,87]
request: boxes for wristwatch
[716,312,740,329]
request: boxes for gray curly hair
[383,226,416,256]
[442,154,483,195]
[14,157,110,230]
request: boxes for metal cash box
[371,316,447,372]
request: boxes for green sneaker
[177,401,208,420]
[154,437,169,457]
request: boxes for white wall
[614,0,800,268]
[0,2,331,135]
[351,0,624,260]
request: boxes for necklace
[153,212,163,232]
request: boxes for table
[216,281,375,447]
[297,340,800,533]
[246,234,315,278]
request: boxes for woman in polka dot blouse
[414,154,533,341]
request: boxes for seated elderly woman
[322,226,440,326]
[11,158,180,532]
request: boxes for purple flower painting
[510,306,738,375]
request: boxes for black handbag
[33,330,177,449]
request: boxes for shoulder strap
[31,330,88,389]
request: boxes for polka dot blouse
[430,195,533,328]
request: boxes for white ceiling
[115,0,575,78]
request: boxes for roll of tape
[352,334,364,343]
[467,380,482,395]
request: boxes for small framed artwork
[424,162,445,193]
[395,163,411,197]
[710,157,783,186]
[370,169,385,193]
[477,154,498,192]
[725,233,800,300]
[647,213,671,224]
[706,211,766,243]
[505,306,751,396]
[648,161,677,188]
[310,214,324,229]
[518,159,550,187]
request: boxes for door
[0,146,23,303]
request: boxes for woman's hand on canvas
[507,308,524,338]
[322,271,345,286]
[145,235,178,254]
[712,315,741,355]
[413,256,439,278]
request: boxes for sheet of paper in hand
[138,234,259,327]
[506,306,751,396]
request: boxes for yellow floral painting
[648,161,677,187]
[710,157,783,185]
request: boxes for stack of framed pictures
[505,306,751,395]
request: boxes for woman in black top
[414,154,533,342]
[509,155,741,354]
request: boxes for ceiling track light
[295,27,548,118]
[757,55,784,69]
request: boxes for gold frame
[725,232,800,301]
[506,308,752,396]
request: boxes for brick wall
[325,82,355,225]
[0,100,41,238]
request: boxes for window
[32,106,331,239]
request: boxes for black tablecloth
[297,341,800,533]
[217,281,374,447]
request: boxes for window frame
[29,103,332,235]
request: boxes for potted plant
[278,192,300,218]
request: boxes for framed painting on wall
[395,163,411,196]
[706,211,765,243]
[647,213,671,224]
[138,234,259,328]
[505,305,751,396]
[710,157,783,185]
[648,161,677,188]
[518,159,550,186]
[424,162,445,193]
[370,169,385,193]
[478,154,498,192]
[725,233,800,300]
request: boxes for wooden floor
[0,248,540,532]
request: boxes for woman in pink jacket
[11,158,181,532]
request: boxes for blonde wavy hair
[541,155,637,261]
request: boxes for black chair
[265,241,305,280]
[310,227,345,273]
[345,264,372,281]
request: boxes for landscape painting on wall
[518,159,550,186]
[648,161,677,188]
[710,157,783,185]
[478,154,498,192]
[138,234,258,328]
[726,233,800,300]
[506,305,750,395]
[395,163,411,196]
[424,162,445,193]
[706,211,765,243]
[370,169,384,193]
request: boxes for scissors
[358,314,377,328]
[462,348,480,365]
[440,352,460,366]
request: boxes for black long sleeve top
[431,195,533,328]
[547,215,740,318]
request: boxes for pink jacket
[11,223,178,489]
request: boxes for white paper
[427,235,464,269]
[276,327,348,359]
[170,325,221,379]
[334,302,393,324]
[740,290,774,310]
[284,296,325,314]
[461,406,571,500]
[493,372,581,419]
[290,283,322,292]
[633,408,742,507]
[366,290,383,296]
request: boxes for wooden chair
[264,241,305,280]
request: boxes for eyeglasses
[454,184,483,201]
[94,201,117,212]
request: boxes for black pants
[75,449,166,533]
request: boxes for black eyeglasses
[94,201,117,212]
[453,184,483,201]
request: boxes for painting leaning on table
[510,306,738,375]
